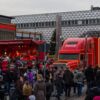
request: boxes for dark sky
[0,0,99,16]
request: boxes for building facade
[12,7,100,43]
[0,15,16,40]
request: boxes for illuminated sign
[0,24,16,31]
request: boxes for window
[82,19,100,25]
[36,23,38,27]
[41,22,45,27]
[61,20,78,26]
[64,21,68,26]
[67,41,78,45]
[72,20,75,25]
[80,54,85,60]
[32,23,35,27]
[48,22,51,27]
[78,20,82,25]
[68,21,71,25]
[20,24,23,28]
[26,23,29,28]
[38,22,42,27]
[75,20,78,24]
[23,23,27,28]
[97,19,100,24]
[90,19,96,24]
[61,21,65,26]
[51,21,55,27]
[29,23,33,28]
[86,20,89,24]
[45,22,49,27]
[59,53,79,60]
[82,20,89,25]
[82,20,85,25]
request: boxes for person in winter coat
[34,74,46,100]
[15,76,24,100]
[73,69,78,94]
[29,91,36,100]
[3,69,11,94]
[75,68,84,96]
[63,67,74,97]
[95,68,100,88]
[85,65,95,91]
[85,87,100,100]
[46,77,53,100]
[55,72,64,100]
[23,80,32,100]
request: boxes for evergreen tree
[49,29,56,55]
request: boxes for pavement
[50,85,86,100]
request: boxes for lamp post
[85,34,88,67]
[55,15,61,59]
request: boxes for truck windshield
[59,53,79,60]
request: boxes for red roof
[0,41,23,45]
[0,39,45,45]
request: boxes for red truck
[54,37,100,70]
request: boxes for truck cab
[58,38,95,69]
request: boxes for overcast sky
[0,0,100,16]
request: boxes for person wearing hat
[34,74,46,100]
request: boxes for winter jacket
[76,71,84,84]
[73,70,78,83]
[95,70,100,87]
[85,67,95,82]
[23,83,32,96]
[34,80,46,100]
[63,69,74,85]
[46,81,53,97]
[15,79,23,95]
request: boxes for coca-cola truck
[54,37,100,70]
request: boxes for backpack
[27,72,34,83]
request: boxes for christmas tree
[49,29,56,55]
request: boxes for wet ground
[50,85,86,100]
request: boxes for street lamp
[85,34,88,67]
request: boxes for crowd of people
[0,55,100,100]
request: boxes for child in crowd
[28,91,36,100]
